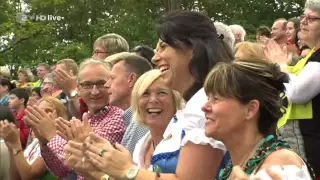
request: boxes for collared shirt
[41,106,125,180]
[121,107,149,155]
[0,94,9,106]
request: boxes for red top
[288,39,301,55]
[13,109,30,149]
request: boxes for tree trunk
[164,0,181,12]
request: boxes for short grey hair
[229,24,247,41]
[77,58,111,81]
[93,33,129,55]
[305,0,320,14]
[214,22,235,49]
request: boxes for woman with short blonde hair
[0,96,66,180]
[235,41,267,61]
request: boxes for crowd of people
[0,0,319,179]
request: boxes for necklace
[238,138,264,168]
[218,135,290,180]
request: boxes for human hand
[264,39,292,65]
[83,132,134,179]
[53,68,77,94]
[56,113,92,142]
[25,106,57,145]
[0,120,22,150]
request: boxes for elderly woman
[65,10,233,180]
[264,0,320,178]
[202,60,314,179]
[17,69,34,89]
[0,96,67,180]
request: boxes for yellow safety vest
[277,48,315,129]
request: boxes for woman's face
[38,101,58,119]
[152,39,193,94]
[138,78,175,130]
[202,94,249,141]
[18,72,27,83]
[300,8,320,47]
[286,21,296,41]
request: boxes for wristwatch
[69,89,78,98]
[126,166,139,180]
[12,148,23,156]
[101,174,109,180]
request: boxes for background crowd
[0,0,319,180]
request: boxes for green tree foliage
[0,0,304,68]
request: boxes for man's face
[271,21,287,41]
[105,61,132,109]
[92,46,109,60]
[37,66,49,80]
[78,64,110,113]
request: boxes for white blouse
[251,164,313,180]
[180,88,225,149]
[284,61,320,104]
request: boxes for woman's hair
[0,78,16,92]
[0,66,11,79]
[132,45,155,64]
[40,96,67,119]
[305,0,320,14]
[18,68,34,82]
[288,18,301,48]
[0,105,16,125]
[131,69,185,127]
[204,59,289,136]
[31,87,42,98]
[157,10,234,101]
[214,22,235,49]
[235,42,267,61]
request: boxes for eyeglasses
[301,14,320,23]
[92,51,108,56]
[79,81,106,90]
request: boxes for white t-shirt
[24,138,41,165]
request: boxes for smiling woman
[130,69,185,172]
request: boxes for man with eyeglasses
[92,33,129,60]
[65,33,129,120]
[32,59,125,180]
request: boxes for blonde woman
[234,41,267,61]
[0,96,67,180]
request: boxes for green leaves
[0,0,304,70]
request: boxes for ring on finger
[81,157,86,163]
[99,149,107,157]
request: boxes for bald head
[271,19,288,44]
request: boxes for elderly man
[64,33,129,119]
[25,59,125,180]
